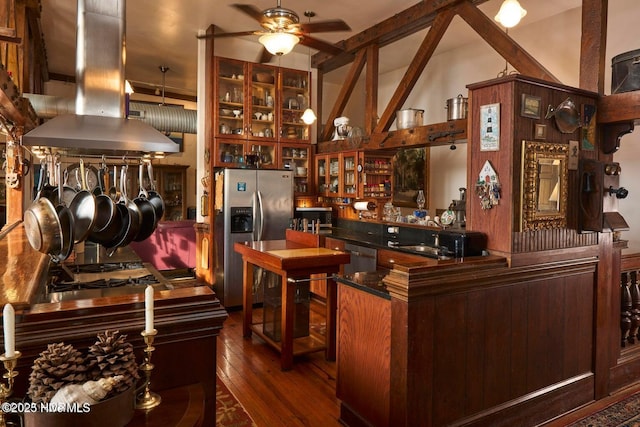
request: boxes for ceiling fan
[201,2,351,62]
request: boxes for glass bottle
[416,190,426,210]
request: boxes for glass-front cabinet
[360,153,393,199]
[280,69,311,143]
[341,151,358,197]
[315,155,328,196]
[215,57,246,139]
[248,64,277,141]
[247,141,278,169]
[281,143,312,195]
[215,139,277,169]
[212,57,312,168]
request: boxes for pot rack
[21,144,165,164]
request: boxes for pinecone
[27,342,88,404]
[86,330,139,397]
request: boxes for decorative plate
[440,209,455,226]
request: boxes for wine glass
[416,190,425,210]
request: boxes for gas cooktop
[42,261,173,303]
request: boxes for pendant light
[494,0,527,28]
[301,11,317,125]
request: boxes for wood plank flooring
[217,310,640,427]
[216,309,341,426]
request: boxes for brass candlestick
[136,330,161,410]
[0,351,21,427]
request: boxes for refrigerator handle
[251,191,259,241]
[256,190,265,240]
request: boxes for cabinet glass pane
[329,156,340,194]
[217,60,245,136]
[316,157,327,194]
[250,65,276,139]
[363,156,392,198]
[218,141,246,166]
[282,145,309,194]
[281,69,310,141]
[343,154,357,196]
[248,143,276,168]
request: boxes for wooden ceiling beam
[374,7,456,133]
[321,49,367,141]
[456,1,560,83]
[313,0,491,73]
[579,0,607,93]
[364,45,379,136]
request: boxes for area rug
[569,391,640,426]
[216,376,257,427]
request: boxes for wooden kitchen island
[234,238,350,370]
[0,222,227,427]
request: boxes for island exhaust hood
[22,0,179,155]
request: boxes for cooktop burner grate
[48,274,160,293]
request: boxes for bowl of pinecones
[23,330,139,427]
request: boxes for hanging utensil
[23,160,63,255]
[89,162,118,237]
[133,162,157,242]
[107,165,141,256]
[52,160,75,262]
[68,159,97,243]
[146,162,165,220]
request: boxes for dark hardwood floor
[217,310,640,427]
[216,309,341,426]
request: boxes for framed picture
[521,94,542,119]
[392,147,429,207]
[534,124,547,140]
[480,103,500,151]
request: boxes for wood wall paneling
[378,258,597,426]
[337,284,391,426]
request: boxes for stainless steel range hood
[22,0,179,155]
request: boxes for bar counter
[0,222,227,427]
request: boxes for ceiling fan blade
[197,30,258,39]
[258,47,274,64]
[299,19,351,34]
[299,35,344,56]
[231,4,267,24]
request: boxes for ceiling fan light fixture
[259,32,299,56]
[495,0,527,28]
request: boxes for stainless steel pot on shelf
[445,94,468,120]
[396,108,424,129]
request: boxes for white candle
[3,304,15,357]
[145,286,154,333]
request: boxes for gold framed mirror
[520,140,569,231]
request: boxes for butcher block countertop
[234,239,351,272]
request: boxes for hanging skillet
[23,160,63,255]
[107,165,141,256]
[133,163,157,242]
[88,161,119,242]
[68,159,97,243]
[52,160,75,262]
[146,162,165,221]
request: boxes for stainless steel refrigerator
[214,168,294,308]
